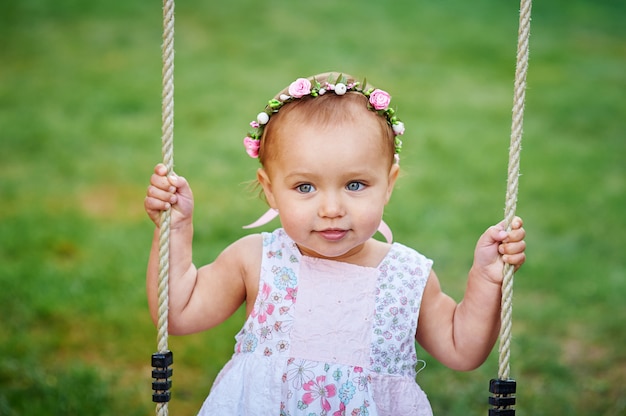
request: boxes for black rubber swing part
[151,350,174,403]
[488,378,516,415]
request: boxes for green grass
[1,0,624,414]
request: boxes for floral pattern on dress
[250,282,275,324]
[281,360,373,416]
[370,244,432,377]
[234,230,299,357]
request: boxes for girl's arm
[416,218,526,371]
[145,163,261,335]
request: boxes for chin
[297,240,366,261]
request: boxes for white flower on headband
[393,121,405,135]
[334,83,347,95]
[257,112,270,125]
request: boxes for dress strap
[243,208,394,243]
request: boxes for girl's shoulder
[214,233,264,284]
[223,232,263,252]
[225,232,264,265]
[218,233,264,314]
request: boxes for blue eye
[296,183,315,193]
[346,181,365,191]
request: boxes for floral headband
[243,74,405,161]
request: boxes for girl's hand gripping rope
[145,163,194,229]
[472,216,526,285]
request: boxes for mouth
[317,228,348,241]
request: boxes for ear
[384,163,400,204]
[257,168,278,209]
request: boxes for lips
[318,229,348,241]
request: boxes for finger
[154,163,168,176]
[167,173,192,198]
[499,240,526,256]
[491,225,509,243]
[147,185,177,205]
[504,227,526,243]
[496,216,524,232]
[502,252,526,267]
[167,172,185,187]
[144,195,171,213]
[150,173,176,192]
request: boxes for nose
[318,191,345,219]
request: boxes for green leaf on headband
[268,99,281,109]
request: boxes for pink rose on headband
[369,89,391,110]
[288,78,312,98]
[243,137,260,158]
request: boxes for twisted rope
[498,0,531,381]
[157,0,175,415]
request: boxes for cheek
[279,215,310,244]
[276,200,310,229]
[352,201,385,228]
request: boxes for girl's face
[257,112,399,263]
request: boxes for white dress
[198,228,434,415]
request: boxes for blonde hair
[258,72,396,168]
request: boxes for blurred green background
[1,0,624,415]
